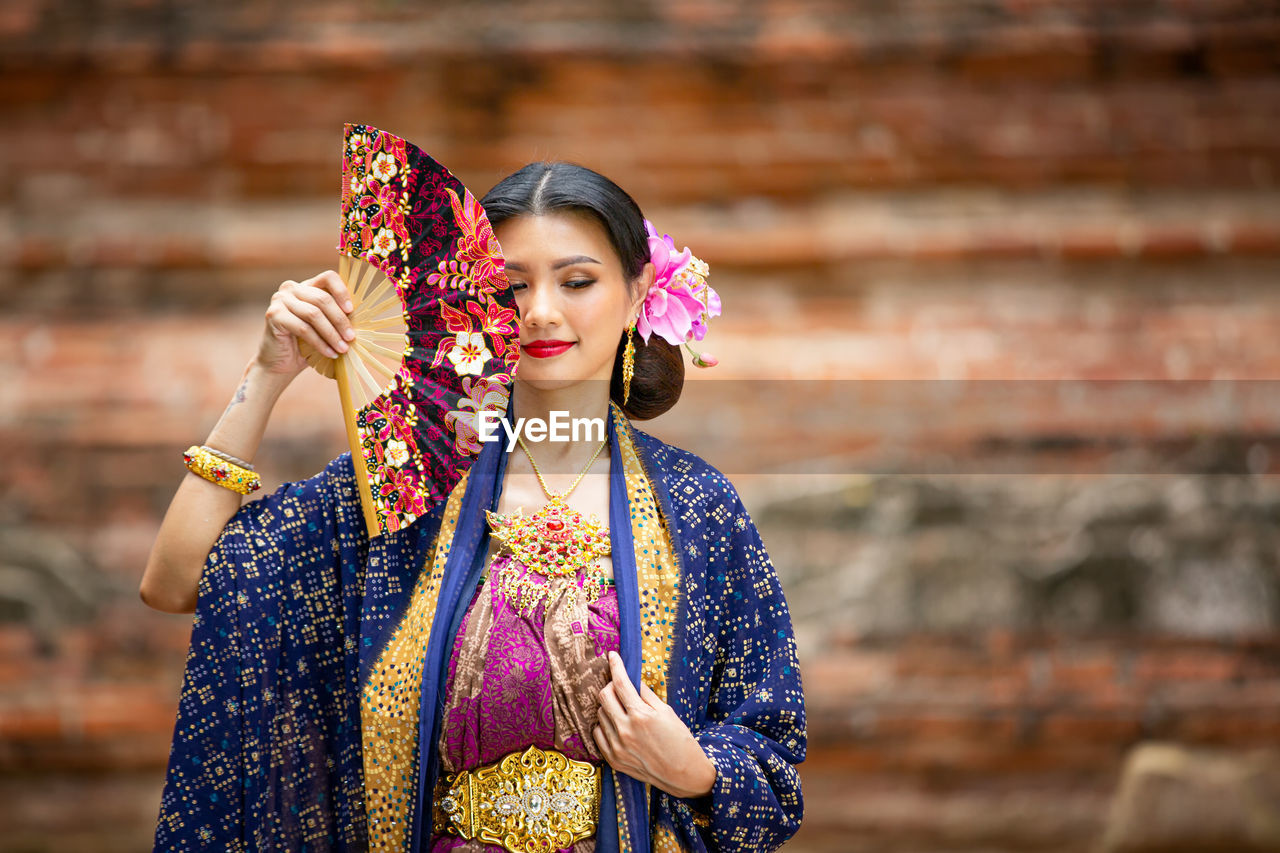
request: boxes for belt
[432,745,600,853]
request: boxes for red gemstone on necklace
[545,520,564,532]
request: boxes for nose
[518,279,561,331]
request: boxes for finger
[607,651,645,712]
[596,704,624,750]
[592,724,617,764]
[594,722,634,778]
[597,681,628,726]
[269,307,339,359]
[297,274,356,342]
[282,289,350,354]
[310,269,355,314]
[639,680,665,709]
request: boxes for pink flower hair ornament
[636,218,721,367]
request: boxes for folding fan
[297,123,520,538]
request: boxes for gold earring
[622,322,636,405]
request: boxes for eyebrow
[504,255,600,273]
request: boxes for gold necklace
[519,432,608,504]
[484,434,612,615]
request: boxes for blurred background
[3,1,1280,851]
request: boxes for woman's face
[495,211,651,392]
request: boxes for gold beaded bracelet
[183,445,262,495]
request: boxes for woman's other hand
[594,650,717,799]
[257,270,357,377]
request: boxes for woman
[142,159,806,853]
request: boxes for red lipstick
[522,339,574,358]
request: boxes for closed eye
[507,278,596,292]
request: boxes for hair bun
[610,327,684,420]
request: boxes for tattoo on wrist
[223,377,249,415]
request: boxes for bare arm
[139,271,356,614]
[139,359,293,613]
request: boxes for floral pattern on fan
[335,123,520,536]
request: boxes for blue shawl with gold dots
[153,400,805,852]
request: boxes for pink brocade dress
[430,550,620,853]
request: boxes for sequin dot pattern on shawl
[429,553,621,852]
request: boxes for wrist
[690,751,717,798]
[246,357,295,399]
[201,360,289,465]
[673,746,717,799]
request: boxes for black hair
[479,161,684,420]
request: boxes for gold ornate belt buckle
[433,745,600,853]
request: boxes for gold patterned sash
[360,469,470,851]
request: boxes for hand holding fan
[297,123,520,538]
